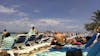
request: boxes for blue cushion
[1,37,15,50]
[28,35,36,41]
[16,36,26,43]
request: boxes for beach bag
[66,48,82,56]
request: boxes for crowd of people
[0,25,100,56]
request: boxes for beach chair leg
[16,46,20,50]
[29,43,32,46]
[21,44,27,49]
[28,41,35,46]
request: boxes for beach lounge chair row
[0,33,50,56]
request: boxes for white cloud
[0,5,28,17]
[0,18,86,32]
[65,25,79,29]
[17,12,28,17]
[0,5,18,14]
[0,18,32,32]
[38,19,60,25]
[33,10,40,13]
[65,25,85,32]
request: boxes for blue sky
[0,0,100,32]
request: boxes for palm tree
[85,10,100,32]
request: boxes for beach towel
[36,47,67,56]
[1,37,15,50]
[73,42,82,45]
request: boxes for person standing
[1,29,8,40]
[28,26,37,37]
